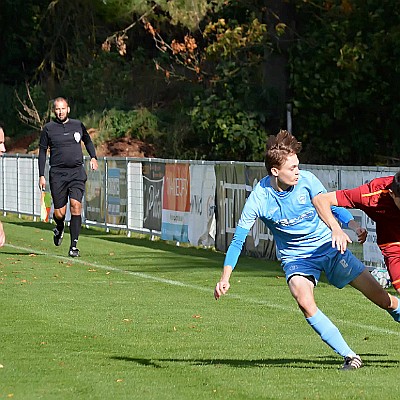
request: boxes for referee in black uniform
[38,97,98,257]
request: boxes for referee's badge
[74,132,81,143]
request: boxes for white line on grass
[6,243,400,337]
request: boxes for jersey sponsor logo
[277,210,314,226]
[74,132,81,142]
[297,194,307,204]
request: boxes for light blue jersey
[237,170,337,263]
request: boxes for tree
[290,0,400,165]
[103,1,288,160]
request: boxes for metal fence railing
[0,154,397,268]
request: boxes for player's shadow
[110,354,398,369]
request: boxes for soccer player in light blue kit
[214,130,400,370]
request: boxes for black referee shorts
[49,166,87,209]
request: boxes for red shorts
[380,244,400,290]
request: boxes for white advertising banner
[188,164,216,247]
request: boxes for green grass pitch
[0,215,399,399]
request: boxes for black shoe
[53,227,64,246]
[341,355,363,370]
[68,247,80,257]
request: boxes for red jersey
[336,176,400,248]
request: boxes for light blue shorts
[283,242,365,289]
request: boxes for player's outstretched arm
[214,265,233,300]
[313,192,352,254]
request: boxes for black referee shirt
[38,118,97,176]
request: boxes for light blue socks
[306,309,355,357]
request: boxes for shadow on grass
[0,250,37,256]
[110,354,397,369]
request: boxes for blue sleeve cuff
[331,205,353,228]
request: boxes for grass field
[0,215,399,400]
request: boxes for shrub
[96,107,161,144]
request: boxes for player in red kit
[313,172,400,293]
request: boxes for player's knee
[70,201,82,213]
[296,297,317,317]
[53,209,65,219]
